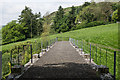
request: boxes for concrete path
[18,41,100,79]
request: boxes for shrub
[76,21,108,29]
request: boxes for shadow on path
[18,62,100,79]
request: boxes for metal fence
[1,38,57,79]
[69,38,119,79]
[1,37,118,79]
[0,51,2,80]
[57,37,69,41]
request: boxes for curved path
[18,41,100,79]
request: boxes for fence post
[56,37,57,42]
[30,44,33,63]
[114,51,116,80]
[0,51,2,80]
[90,44,91,63]
[81,40,83,54]
[77,40,78,48]
[106,49,107,67]
[35,40,37,52]
[18,47,20,65]
[100,48,101,65]
[47,41,48,50]
[23,45,25,63]
[10,50,12,66]
[74,39,75,46]
[41,41,43,55]
[96,46,97,64]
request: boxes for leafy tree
[18,6,43,38]
[18,6,34,38]
[82,2,91,8]
[53,6,64,33]
[33,12,43,36]
[67,6,76,30]
[2,20,25,44]
[112,9,118,22]
[99,2,113,22]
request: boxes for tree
[112,9,118,22]
[33,12,43,36]
[99,2,113,22]
[18,6,43,38]
[18,6,34,38]
[2,20,25,44]
[53,6,64,33]
[82,2,91,8]
[67,6,76,30]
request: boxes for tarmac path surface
[18,41,100,79]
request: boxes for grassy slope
[51,23,118,49]
[1,23,118,52]
[1,23,118,78]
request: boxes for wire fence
[69,38,119,79]
[0,37,119,79]
[1,38,57,79]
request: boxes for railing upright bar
[100,48,101,65]
[106,49,107,67]
[0,51,2,80]
[77,40,78,48]
[96,46,97,64]
[90,44,91,63]
[41,41,43,55]
[114,51,116,80]
[81,40,83,54]
[30,44,33,63]
[18,47,20,65]
[10,50,12,66]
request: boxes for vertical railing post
[81,40,83,54]
[100,48,101,65]
[106,49,107,67]
[92,45,94,61]
[114,51,116,80]
[18,47,20,65]
[56,37,57,42]
[96,46,97,64]
[23,45,25,63]
[50,40,51,46]
[90,44,91,63]
[74,39,75,46]
[47,41,48,50]
[41,41,43,55]
[0,51,2,80]
[35,40,37,52]
[30,44,33,63]
[77,40,78,48]
[10,50,12,66]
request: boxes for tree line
[52,2,120,33]
[2,2,120,44]
[2,6,43,44]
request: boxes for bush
[76,21,108,29]
[2,20,26,45]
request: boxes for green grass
[1,23,118,78]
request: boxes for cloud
[0,0,91,25]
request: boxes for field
[1,23,119,78]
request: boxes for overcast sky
[0,0,120,28]
[0,0,92,27]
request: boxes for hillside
[43,2,118,30]
[1,23,118,78]
[1,23,118,52]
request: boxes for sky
[0,0,92,27]
[0,0,120,28]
